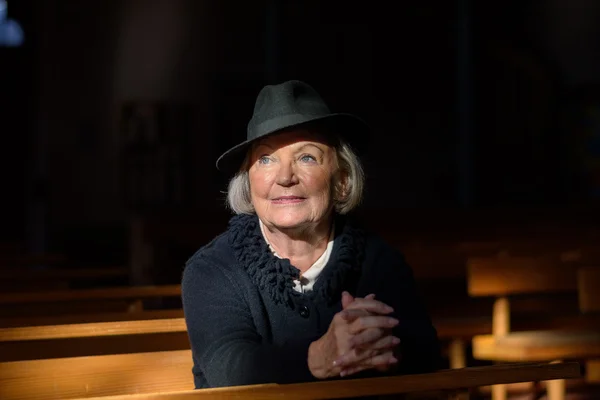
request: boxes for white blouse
[259,220,335,293]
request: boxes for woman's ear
[333,169,349,202]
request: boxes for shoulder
[185,231,231,268]
[342,216,413,280]
[182,231,238,293]
[183,213,253,275]
[342,215,407,265]
[182,213,260,293]
[363,231,411,275]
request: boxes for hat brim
[215,113,368,176]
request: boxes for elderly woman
[182,80,440,389]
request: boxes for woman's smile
[271,196,307,205]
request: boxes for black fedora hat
[216,80,369,175]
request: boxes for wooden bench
[0,266,130,292]
[0,310,589,371]
[0,317,190,361]
[0,315,484,368]
[0,350,581,400]
[0,314,503,367]
[0,309,185,328]
[467,256,600,400]
[66,362,582,400]
[0,253,70,291]
[578,267,600,384]
[0,266,129,281]
[0,284,182,318]
[0,315,586,399]
[0,310,490,367]
[421,241,600,370]
[403,237,600,281]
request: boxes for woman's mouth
[271,196,306,204]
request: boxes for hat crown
[216,79,367,174]
[248,80,331,140]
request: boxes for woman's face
[248,129,337,230]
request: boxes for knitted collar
[227,213,366,310]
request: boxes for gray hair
[226,140,365,215]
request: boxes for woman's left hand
[335,292,401,377]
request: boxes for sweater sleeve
[181,255,316,388]
[360,240,442,375]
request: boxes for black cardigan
[181,213,440,388]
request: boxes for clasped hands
[308,291,400,379]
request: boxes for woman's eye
[258,156,272,165]
[300,154,317,163]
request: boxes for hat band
[249,113,330,141]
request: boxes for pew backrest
[0,267,128,282]
[0,309,185,328]
[467,256,577,297]
[0,349,194,400]
[2,359,578,400]
[0,318,187,342]
[578,267,600,313]
[0,316,190,362]
[0,285,183,319]
[0,284,181,305]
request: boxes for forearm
[203,339,316,387]
[395,323,441,374]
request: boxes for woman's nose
[275,162,299,186]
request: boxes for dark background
[2,0,600,266]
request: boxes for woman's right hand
[307,292,400,379]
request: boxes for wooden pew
[0,266,130,292]
[0,314,509,367]
[0,318,187,341]
[578,267,600,384]
[0,284,181,304]
[0,312,491,367]
[0,349,194,400]
[0,266,128,282]
[77,363,583,400]
[421,241,600,370]
[0,309,185,328]
[403,238,600,281]
[0,315,482,366]
[0,311,590,369]
[0,356,581,400]
[0,253,70,291]
[68,362,583,400]
[579,267,600,315]
[0,317,190,361]
[0,284,182,318]
[467,256,600,400]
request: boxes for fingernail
[388,318,399,326]
[392,336,401,345]
[385,306,394,312]
[390,356,398,364]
